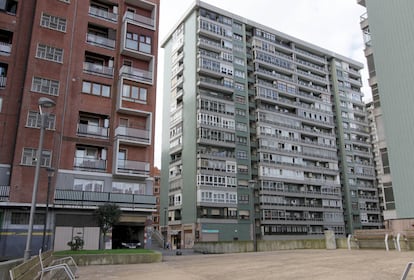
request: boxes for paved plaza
[79,249,414,280]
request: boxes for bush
[67,236,84,251]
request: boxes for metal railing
[0,185,10,201]
[54,189,156,208]
[89,6,118,22]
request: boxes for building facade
[358,0,414,229]
[160,0,380,249]
[0,0,159,259]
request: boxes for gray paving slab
[78,249,414,279]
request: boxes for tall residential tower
[160,1,379,249]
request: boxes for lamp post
[24,97,55,261]
[41,167,55,252]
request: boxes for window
[82,81,110,97]
[235,95,245,104]
[112,182,146,194]
[237,136,247,145]
[239,210,250,219]
[122,84,147,102]
[234,57,244,66]
[236,150,247,159]
[235,108,246,116]
[26,111,56,129]
[0,97,2,112]
[126,32,151,53]
[0,0,17,14]
[234,70,245,79]
[31,76,59,96]
[11,212,44,225]
[74,179,104,192]
[21,148,51,167]
[40,13,67,32]
[380,148,390,174]
[236,122,247,132]
[36,44,63,63]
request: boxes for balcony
[115,159,150,177]
[0,185,10,201]
[0,76,6,88]
[198,76,233,94]
[83,62,114,77]
[74,157,106,171]
[0,41,11,56]
[77,123,109,139]
[54,189,156,209]
[119,65,153,85]
[123,11,155,30]
[121,34,153,61]
[89,6,118,22]
[86,33,116,49]
[115,126,150,146]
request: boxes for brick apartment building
[0,0,159,259]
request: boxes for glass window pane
[82,81,91,93]
[140,88,147,101]
[92,83,100,95]
[102,85,110,97]
[131,86,139,99]
[123,85,130,97]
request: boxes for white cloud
[155,0,370,167]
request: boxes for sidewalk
[79,249,414,280]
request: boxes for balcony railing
[0,185,10,201]
[115,126,150,144]
[77,123,109,138]
[0,76,6,88]
[54,189,156,209]
[0,42,11,55]
[83,62,114,77]
[86,33,116,49]
[117,160,150,176]
[74,157,106,171]
[119,65,152,84]
[89,6,118,22]
[124,11,155,29]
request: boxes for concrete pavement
[78,249,414,279]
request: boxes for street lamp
[24,97,55,261]
[41,167,55,252]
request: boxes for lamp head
[38,97,56,108]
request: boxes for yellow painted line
[0,232,52,236]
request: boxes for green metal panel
[366,0,414,218]
[181,12,198,224]
[160,37,174,227]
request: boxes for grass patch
[54,249,155,255]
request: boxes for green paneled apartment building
[358,0,414,230]
[160,1,380,249]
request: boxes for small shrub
[67,236,84,251]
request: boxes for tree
[94,203,121,249]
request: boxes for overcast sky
[154,0,369,167]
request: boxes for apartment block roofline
[161,0,364,68]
